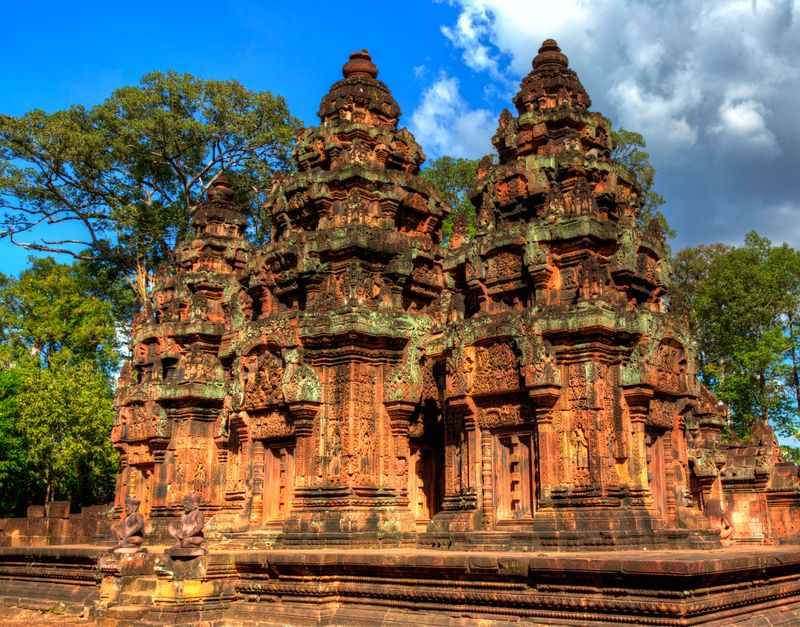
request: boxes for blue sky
[2,0,800,275]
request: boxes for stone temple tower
[110,42,799,550]
[221,49,450,542]
[426,38,716,546]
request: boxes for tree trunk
[790,316,800,413]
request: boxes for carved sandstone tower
[222,50,449,542]
[112,177,250,530]
[428,39,719,546]
[107,43,799,550]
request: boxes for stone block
[48,501,71,519]
[26,505,45,519]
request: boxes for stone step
[119,576,157,594]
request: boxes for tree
[0,257,120,513]
[686,233,800,441]
[0,367,34,516]
[0,256,119,374]
[420,156,479,240]
[17,357,118,508]
[0,71,301,288]
[611,127,674,238]
[669,243,731,334]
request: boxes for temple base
[2,544,800,625]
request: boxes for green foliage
[0,71,301,285]
[780,445,800,465]
[611,127,674,238]
[0,257,120,514]
[17,356,118,508]
[420,156,478,241]
[0,368,34,516]
[676,233,800,444]
[0,257,119,374]
[669,243,731,329]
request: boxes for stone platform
[1,545,800,625]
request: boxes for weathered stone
[103,41,800,551]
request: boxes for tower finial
[342,49,379,79]
[533,38,569,70]
[207,175,235,201]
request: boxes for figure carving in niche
[346,189,363,224]
[167,492,207,556]
[237,289,254,320]
[462,349,476,394]
[350,137,370,165]
[572,425,589,486]
[342,259,364,304]
[110,497,146,553]
[477,193,496,230]
[543,185,564,220]
[575,177,597,216]
[559,266,578,304]
[579,256,608,301]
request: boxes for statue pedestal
[110,546,148,554]
[166,546,207,558]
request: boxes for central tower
[224,50,449,542]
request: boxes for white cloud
[609,67,701,152]
[428,0,800,249]
[440,0,587,76]
[712,98,780,156]
[441,4,501,76]
[409,73,496,159]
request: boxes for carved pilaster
[530,385,560,501]
[385,400,415,495]
[481,430,493,528]
[623,386,653,502]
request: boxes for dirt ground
[0,606,89,625]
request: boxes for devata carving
[108,41,800,550]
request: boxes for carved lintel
[529,384,560,409]
[385,400,416,435]
[622,385,653,423]
[448,395,477,418]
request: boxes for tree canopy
[0,71,301,284]
[0,257,120,514]
[420,155,479,240]
[672,233,800,449]
[611,127,673,237]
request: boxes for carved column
[481,430,493,528]
[289,401,320,488]
[530,385,560,502]
[385,400,415,502]
[622,386,653,504]
[463,412,478,504]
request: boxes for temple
[2,40,800,625]
[109,41,800,549]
